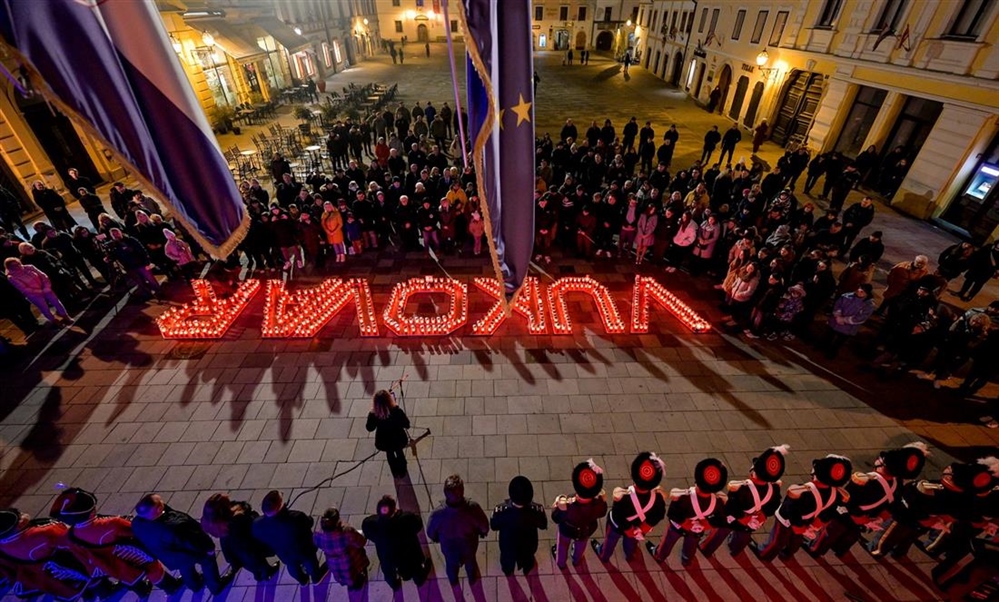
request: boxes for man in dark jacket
[251,491,327,586]
[840,196,875,252]
[849,231,885,264]
[361,495,430,590]
[491,476,548,576]
[108,182,136,220]
[107,228,160,298]
[132,493,234,594]
[720,124,742,167]
[427,474,489,586]
[701,126,721,165]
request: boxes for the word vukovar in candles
[631,275,712,333]
[548,276,627,335]
[471,277,548,335]
[261,278,379,338]
[382,276,468,336]
[156,279,260,339]
[156,276,710,339]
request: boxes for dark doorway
[670,52,683,86]
[596,31,613,51]
[692,62,705,97]
[771,70,824,146]
[881,96,943,164]
[729,75,750,120]
[715,64,733,114]
[743,82,765,128]
[0,158,29,212]
[654,51,661,74]
[20,102,101,189]
[417,23,429,43]
[834,86,888,159]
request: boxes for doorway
[670,52,683,86]
[729,76,750,120]
[596,31,613,51]
[20,102,101,189]
[743,82,765,128]
[881,96,943,164]
[691,61,705,97]
[555,29,571,50]
[575,31,586,50]
[654,51,661,74]
[771,70,825,146]
[417,24,429,43]
[716,64,733,113]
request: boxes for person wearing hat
[427,474,489,586]
[251,490,327,586]
[361,494,430,590]
[0,507,90,599]
[132,493,234,595]
[50,487,182,596]
[591,452,668,563]
[647,458,729,566]
[490,476,548,576]
[870,459,994,558]
[700,445,788,558]
[551,459,609,568]
[754,454,852,561]
[928,457,999,583]
[808,443,928,557]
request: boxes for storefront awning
[254,17,310,53]
[187,18,266,62]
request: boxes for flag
[896,24,911,51]
[872,25,895,51]
[0,0,247,256]
[458,0,535,293]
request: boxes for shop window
[752,10,769,43]
[946,0,991,39]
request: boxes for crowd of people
[2,403,996,599]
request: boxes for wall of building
[374,0,461,46]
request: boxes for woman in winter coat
[467,211,486,255]
[723,262,760,327]
[836,255,875,297]
[201,494,278,582]
[634,204,658,265]
[666,211,698,272]
[4,257,70,323]
[719,243,753,295]
[691,213,720,275]
[163,229,197,281]
[365,390,412,478]
[321,201,346,263]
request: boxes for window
[816,0,843,28]
[698,7,707,33]
[946,0,990,38]
[631,7,638,22]
[604,7,612,22]
[872,0,908,32]
[834,86,888,158]
[535,6,543,21]
[578,6,587,21]
[671,11,679,33]
[732,9,746,39]
[686,10,693,33]
[391,0,400,6]
[769,11,789,46]
[394,20,403,33]
[709,8,720,33]
[450,20,458,32]
[681,11,688,33]
[751,10,769,43]
[559,6,568,21]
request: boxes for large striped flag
[0,0,247,256]
[457,0,535,293]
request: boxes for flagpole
[441,0,469,169]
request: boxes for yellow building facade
[640,0,999,243]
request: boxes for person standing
[719,124,742,167]
[707,86,721,112]
[647,458,729,566]
[4,257,70,324]
[107,228,161,299]
[76,188,108,232]
[315,506,369,592]
[701,126,721,165]
[361,494,430,590]
[131,493,234,595]
[491,476,548,576]
[200,494,279,583]
[753,455,852,561]
[31,181,76,231]
[551,460,608,568]
[752,120,769,153]
[958,241,999,301]
[424,42,430,57]
[700,445,788,558]
[366,389,411,478]
[252,491,327,586]
[427,474,489,587]
[0,508,90,600]
[591,452,668,562]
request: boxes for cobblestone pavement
[1,45,996,602]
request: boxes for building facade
[639,0,999,243]
[526,1,596,51]
[373,0,462,47]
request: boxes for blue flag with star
[461,0,535,292]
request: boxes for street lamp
[756,49,779,80]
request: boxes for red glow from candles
[261,278,379,338]
[382,276,468,336]
[471,277,548,335]
[548,276,627,334]
[156,279,260,339]
[631,275,712,333]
